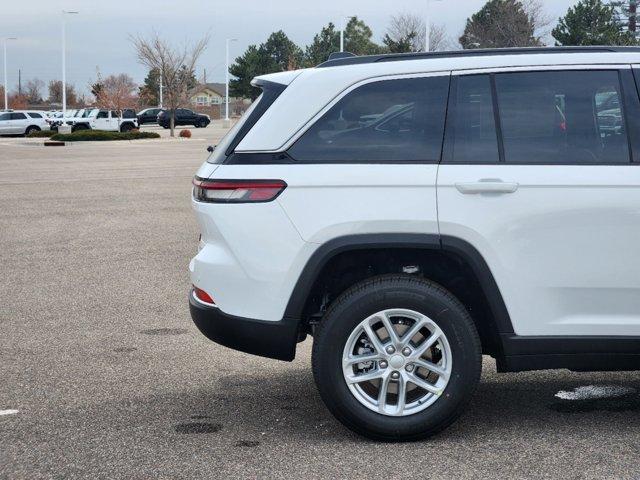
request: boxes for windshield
[207,94,263,164]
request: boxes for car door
[0,112,11,134]
[437,66,640,337]
[93,110,110,130]
[9,113,27,134]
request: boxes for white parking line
[0,409,19,416]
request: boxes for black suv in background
[158,109,210,128]
[137,108,165,125]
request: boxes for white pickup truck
[53,109,138,133]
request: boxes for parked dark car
[137,108,165,125]
[158,108,210,128]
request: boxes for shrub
[27,130,56,138]
[179,129,192,138]
[50,130,161,142]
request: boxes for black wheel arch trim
[283,233,515,335]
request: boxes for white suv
[0,110,50,135]
[189,47,640,441]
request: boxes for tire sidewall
[313,277,481,440]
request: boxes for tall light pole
[2,37,16,111]
[224,38,237,126]
[62,10,78,119]
[340,16,354,52]
[425,0,444,52]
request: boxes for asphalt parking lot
[2,124,640,479]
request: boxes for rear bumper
[188,290,299,361]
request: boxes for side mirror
[207,145,215,153]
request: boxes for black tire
[25,126,40,136]
[198,119,208,128]
[72,124,88,133]
[120,123,134,133]
[312,274,482,441]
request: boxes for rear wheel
[25,126,40,136]
[197,119,207,128]
[312,274,482,441]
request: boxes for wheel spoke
[380,312,400,346]
[345,369,385,385]
[378,373,391,413]
[406,372,442,395]
[362,322,385,354]
[344,353,383,368]
[395,374,407,415]
[414,359,449,379]
[413,329,441,357]
[399,317,428,347]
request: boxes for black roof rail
[327,51,356,61]
[317,46,640,68]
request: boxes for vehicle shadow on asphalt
[166,364,640,443]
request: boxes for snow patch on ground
[555,385,636,401]
[0,409,19,416]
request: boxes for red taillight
[193,286,215,305]
[193,178,287,203]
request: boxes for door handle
[455,180,519,195]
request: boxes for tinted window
[28,112,43,119]
[10,113,26,120]
[289,76,450,163]
[495,70,629,164]
[96,111,108,119]
[0,113,10,121]
[449,75,499,163]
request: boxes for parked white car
[64,109,138,132]
[0,110,50,135]
[189,46,640,441]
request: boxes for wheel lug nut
[402,347,411,356]
[391,371,400,380]
[379,360,388,369]
[405,364,414,372]
[385,345,396,354]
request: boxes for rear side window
[448,75,499,163]
[0,113,10,121]
[288,76,450,163]
[495,70,629,164]
[28,112,43,119]
[10,113,26,120]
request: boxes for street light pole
[62,10,78,119]
[225,38,237,126]
[2,37,16,111]
[340,16,353,52]
[425,0,444,52]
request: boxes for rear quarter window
[288,75,450,163]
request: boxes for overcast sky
[1,0,579,95]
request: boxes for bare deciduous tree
[25,79,45,104]
[92,71,138,117]
[130,32,208,136]
[386,13,452,52]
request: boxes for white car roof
[237,47,640,152]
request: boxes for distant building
[189,83,249,119]
[190,83,227,107]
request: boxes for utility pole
[159,75,163,108]
[18,69,21,96]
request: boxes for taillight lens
[193,178,287,203]
[193,286,215,305]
